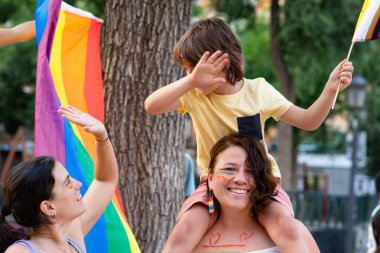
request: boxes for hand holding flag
[331,0,379,109]
[327,59,354,93]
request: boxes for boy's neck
[213,78,244,95]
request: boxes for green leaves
[0,40,36,133]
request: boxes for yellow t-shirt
[179,78,293,178]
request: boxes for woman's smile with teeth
[228,188,249,194]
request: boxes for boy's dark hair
[173,17,244,85]
[207,134,277,218]
[0,156,56,252]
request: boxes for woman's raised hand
[58,105,108,142]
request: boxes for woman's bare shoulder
[5,244,31,253]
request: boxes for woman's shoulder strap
[9,240,40,253]
[67,236,86,253]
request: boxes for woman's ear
[40,200,55,217]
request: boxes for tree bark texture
[270,0,297,191]
[102,1,192,251]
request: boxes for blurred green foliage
[0,39,36,133]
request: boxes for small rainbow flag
[35,0,140,252]
[352,0,380,42]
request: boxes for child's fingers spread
[206,50,222,63]
[199,51,210,63]
[213,53,228,66]
[215,59,229,73]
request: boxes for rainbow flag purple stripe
[352,0,380,42]
[35,0,140,252]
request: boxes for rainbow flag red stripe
[35,1,140,252]
[352,0,380,42]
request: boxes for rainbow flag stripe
[35,1,140,252]
[352,0,380,42]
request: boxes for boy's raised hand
[188,51,229,94]
[58,105,108,141]
[327,59,354,92]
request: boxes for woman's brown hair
[173,17,244,85]
[207,134,277,218]
[0,156,56,252]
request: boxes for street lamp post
[344,74,368,253]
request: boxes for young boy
[145,17,353,253]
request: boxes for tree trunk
[270,0,297,191]
[102,1,192,251]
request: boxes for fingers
[206,50,222,63]
[215,58,229,73]
[58,105,87,125]
[58,110,80,124]
[199,51,229,68]
[213,53,228,65]
[339,70,353,80]
[59,108,81,122]
[68,105,83,114]
[58,106,106,140]
[339,61,354,86]
[213,52,229,72]
[59,105,82,115]
[198,51,210,64]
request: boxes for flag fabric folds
[34,0,140,252]
[352,0,380,42]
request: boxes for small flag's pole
[331,41,355,109]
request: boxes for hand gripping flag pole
[331,0,380,109]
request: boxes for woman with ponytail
[0,105,118,253]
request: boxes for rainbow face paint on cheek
[69,185,76,191]
[214,172,234,182]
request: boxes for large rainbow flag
[34,0,140,252]
[352,0,380,42]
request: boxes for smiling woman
[194,134,280,252]
[197,135,320,252]
[0,105,118,253]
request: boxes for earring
[209,191,215,214]
[50,211,56,219]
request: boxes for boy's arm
[144,75,194,114]
[144,51,229,115]
[0,21,35,46]
[280,59,354,131]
